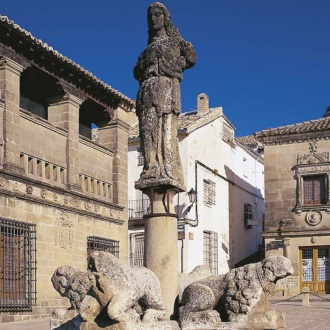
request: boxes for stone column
[98,108,130,207]
[48,94,83,190]
[98,107,130,261]
[143,187,179,318]
[283,238,291,259]
[0,57,24,174]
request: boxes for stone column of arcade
[133,2,196,318]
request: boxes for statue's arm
[180,39,196,69]
[134,49,147,82]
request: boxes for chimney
[197,93,209,114]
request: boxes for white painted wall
[128,106,264,274]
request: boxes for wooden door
[300,247,330,293]
[0,233,22,299]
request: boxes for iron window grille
[137,148,144,166]
[0,218,37,312]
[138,155,144,166]
[129,233,144,267]
[203,179,216,206]
[87,236,119,258]
[203,230,218,274]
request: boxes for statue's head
[147,2,180,43]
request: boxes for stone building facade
[255,109,330,295]
[0,16,133,323]
[128,93,265,275]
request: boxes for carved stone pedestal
[178,310,285,330]
[178,310,230,330]
[50,310,180,330]
[245,310,285,330]
[50,308,83,330]
[80,321,181,330]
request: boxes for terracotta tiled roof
[254,117,330,139]
[0,15,134,109]
[236,135,260,146]
[128,108,224,141]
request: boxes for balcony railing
[128,199,150,220]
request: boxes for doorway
[300,247,330,293]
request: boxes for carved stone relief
[84,201,92,211]
[13,181,19,191]
[305,210,322,226]
[297,141,329,165]
[41,189,47,199]
[54,211,74,249]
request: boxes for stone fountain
[50,3,293,330]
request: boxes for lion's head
[51,265,91,310]
[262,256,294,283]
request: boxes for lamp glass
[188,188,196,204]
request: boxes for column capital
[62,93,85,108]
[0,57,25,75]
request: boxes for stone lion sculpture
[51,265,91,310]
[179,256,293,329]
[81,251,167,323]
[52,251,166,326]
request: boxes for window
[244,203,253,229]
[222,123,234,144]
[303,175,326,205]
[20,95,47,119]
[295,142,330,214]
[0,218,37,312]
[129,233,144,267]
[203,179,216,206]
[87,236,119,258]
[137,148,144,166]
[203,231,218,274]
[79,123,92,139]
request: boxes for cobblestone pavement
[0,296,330,329]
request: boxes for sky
[1,0,330,137]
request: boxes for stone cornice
[262,229,330,237]
[0,170,125,224]
[259,133,330,146]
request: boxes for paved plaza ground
[0,295,329,330]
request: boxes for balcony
[128,199,150,228]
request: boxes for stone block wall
[0,55,130,323]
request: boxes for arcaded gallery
[0,16,133,322]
